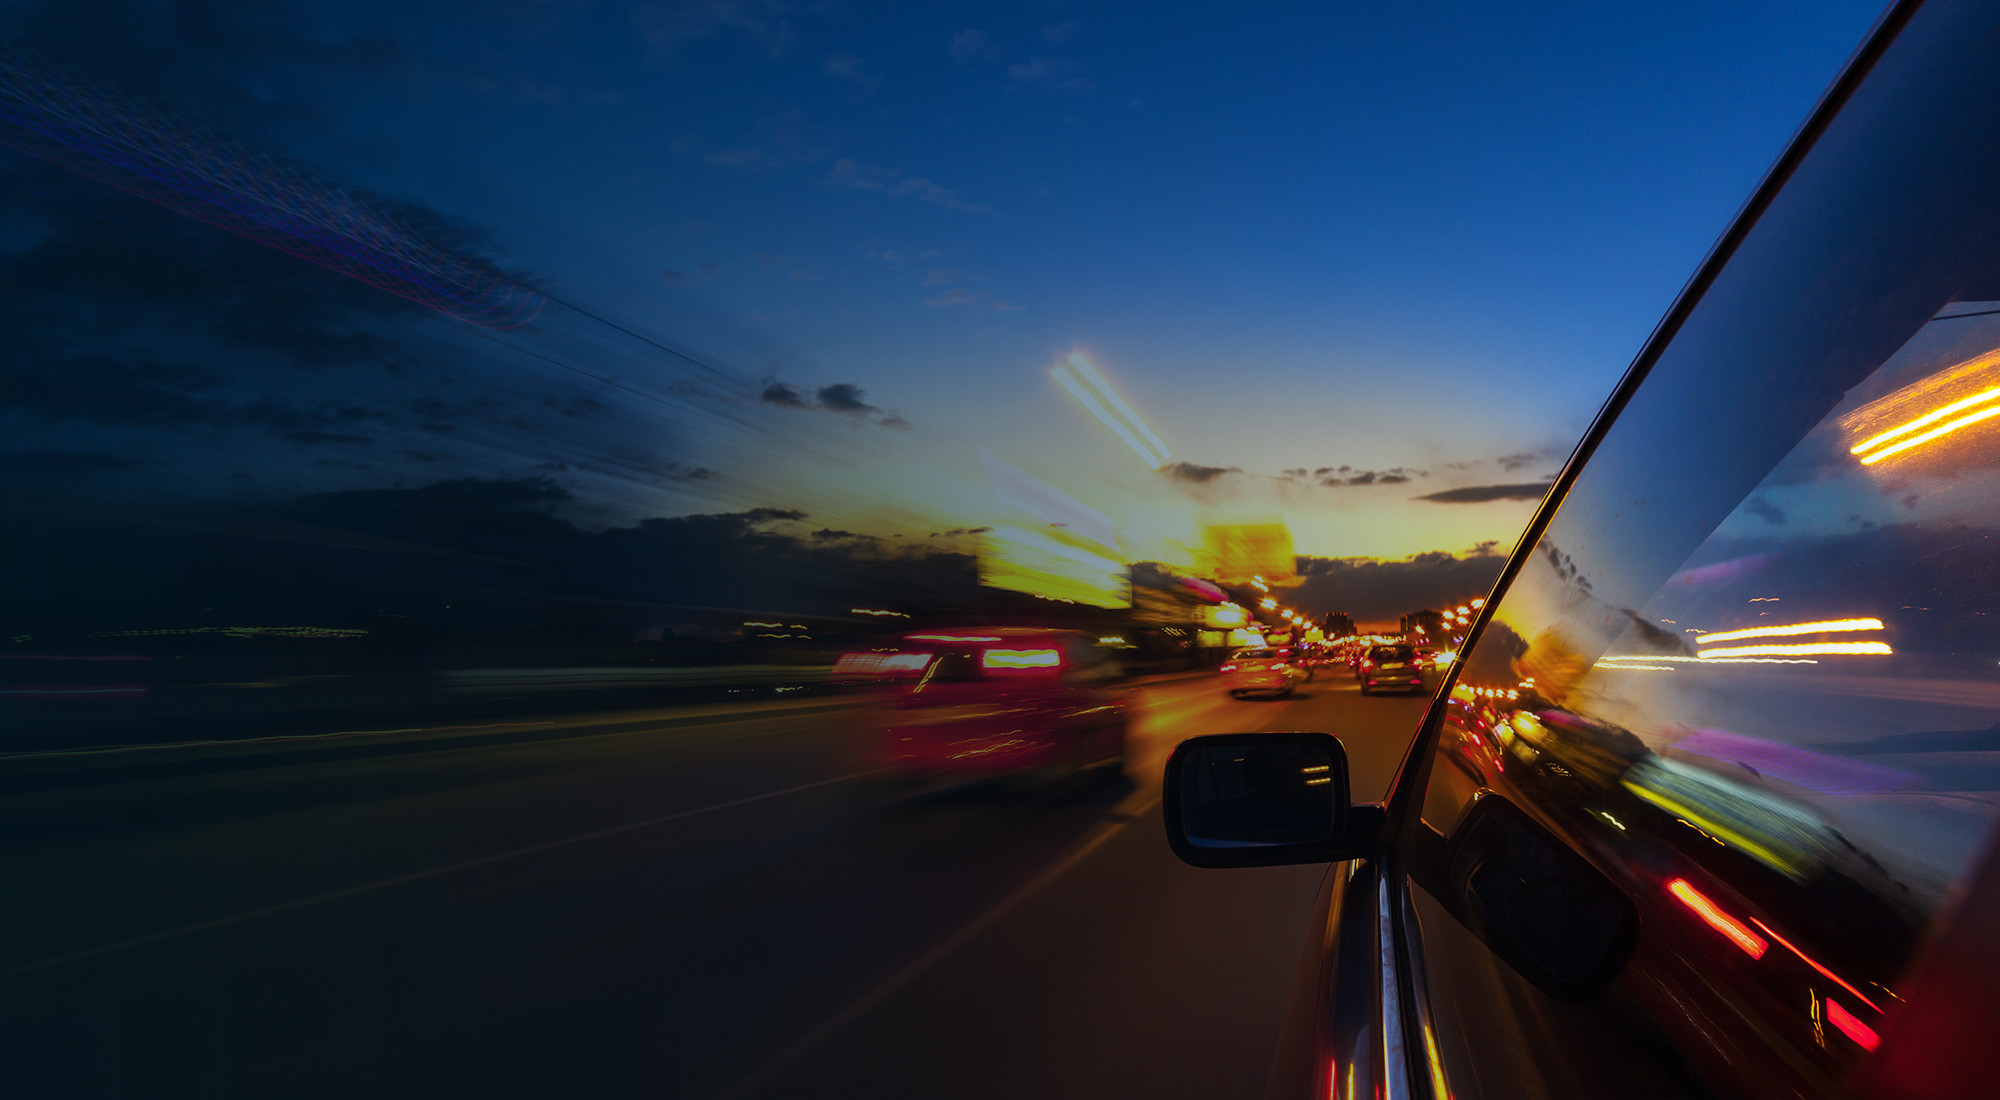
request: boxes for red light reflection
[1667,877,1768,959]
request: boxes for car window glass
[1420,7,2000,1094]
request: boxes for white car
[1221,647,1305,699]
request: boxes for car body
[1355,643,1425,695]
[1222,647,1306,698]
[1165,5,2000,1097]
[871,628,1127,784]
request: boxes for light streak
[1748,917,1880,1011]
[1068,353,1171,462]
[1695,618,1884,645]
[1850,385,2000,460]
[982,648,1061,669]
[907,634,1001,643]
[1667,878,1767,959]
[1597,655,1818,665]
[1698,642,1892,659]
[1824,998,1880,1051]
[1053,368,1162,468]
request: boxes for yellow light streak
[1850,385,2000,457]
[1695,618,1884,645]
[1069,353,1171,462]
[1053,368,1162,467]
[1597,654,1818,665]
[1699,642,1892,658]
[1857,402,2000,465]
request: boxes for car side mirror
[1163,732,1358,867]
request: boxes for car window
[1234,649,1278,660]
[1417,7,2000,1095]
[1369,646,1413,661]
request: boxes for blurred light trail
[1699,642,1892,658]
[0,46,543,327]
[1053,368,1161,468]
[1667,878,1768,958]
[1066,354,1171,463]
[1695,618,1884,645]
[978,449,1120,552]
[1824,999,1881,1051]
[1850,385,2000,463]
[1596,655,1818,665]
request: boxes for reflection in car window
[1421,6,2000,1095]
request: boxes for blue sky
[3,0,1890,564]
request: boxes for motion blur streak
[1824,998,1881,1051]
[1849,385,2000,456]
[1747,918,1881,1010]
[1066,353,1172,463]
[1698,642,1893,658]
[1666,878,1768,959]
[1856,402,2000,464]
[1053,367,1163,468]
[1693,618,1885,645]
[1597,655,1819,665]
[0,47,543,327]
[981,649,1061,669]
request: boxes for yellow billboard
[1203,523,1298,586]
[978,523,1130,609]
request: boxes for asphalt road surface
[1,670,1434,1100]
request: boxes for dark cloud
[1293,547,1509,622]
[814,383,878,416]
[1416,482,1553,503]
[281,431,371,446]
[1161,462,1242,483]
[760,382,807,407]
[1497,452,1540,471]
[930,526,991,537]
[401,450,446,462]
[1304,466,1423,487]
[1744,495,1788,525]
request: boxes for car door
[1396,2,2000,1096]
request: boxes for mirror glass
[1177,741,1339,848]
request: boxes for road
[0,671,1434,1100]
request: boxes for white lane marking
[1,771,880,978]
[712,791,1162,1100]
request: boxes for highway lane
[0,669,1432,1099]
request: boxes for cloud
[822,53,875,87]
[1006,56,1091,90]
[760,382,807,407]
[1292,548,1509,622]
[1496,452,1540,471]
[1291,465,1427,488]
[1744,494,1788,525]
[814,383,879,416]
[761,381,907,427]
[925,288,979,307]
[1161,462,1242,483]
[949,29,989,64]
[1416,482,1553,503]
[989,298,1021,311]
[924,268,962,285]
[1043,21,1077,43]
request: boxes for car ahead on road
[1355,644,1425,695]
[1166,5,2000,1097]
[869,628,1128,788]
[1222,647,1307,699]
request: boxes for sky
[0,0,1892,605]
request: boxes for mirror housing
[1163,732,1364,868]
[1441,795,1637,999]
